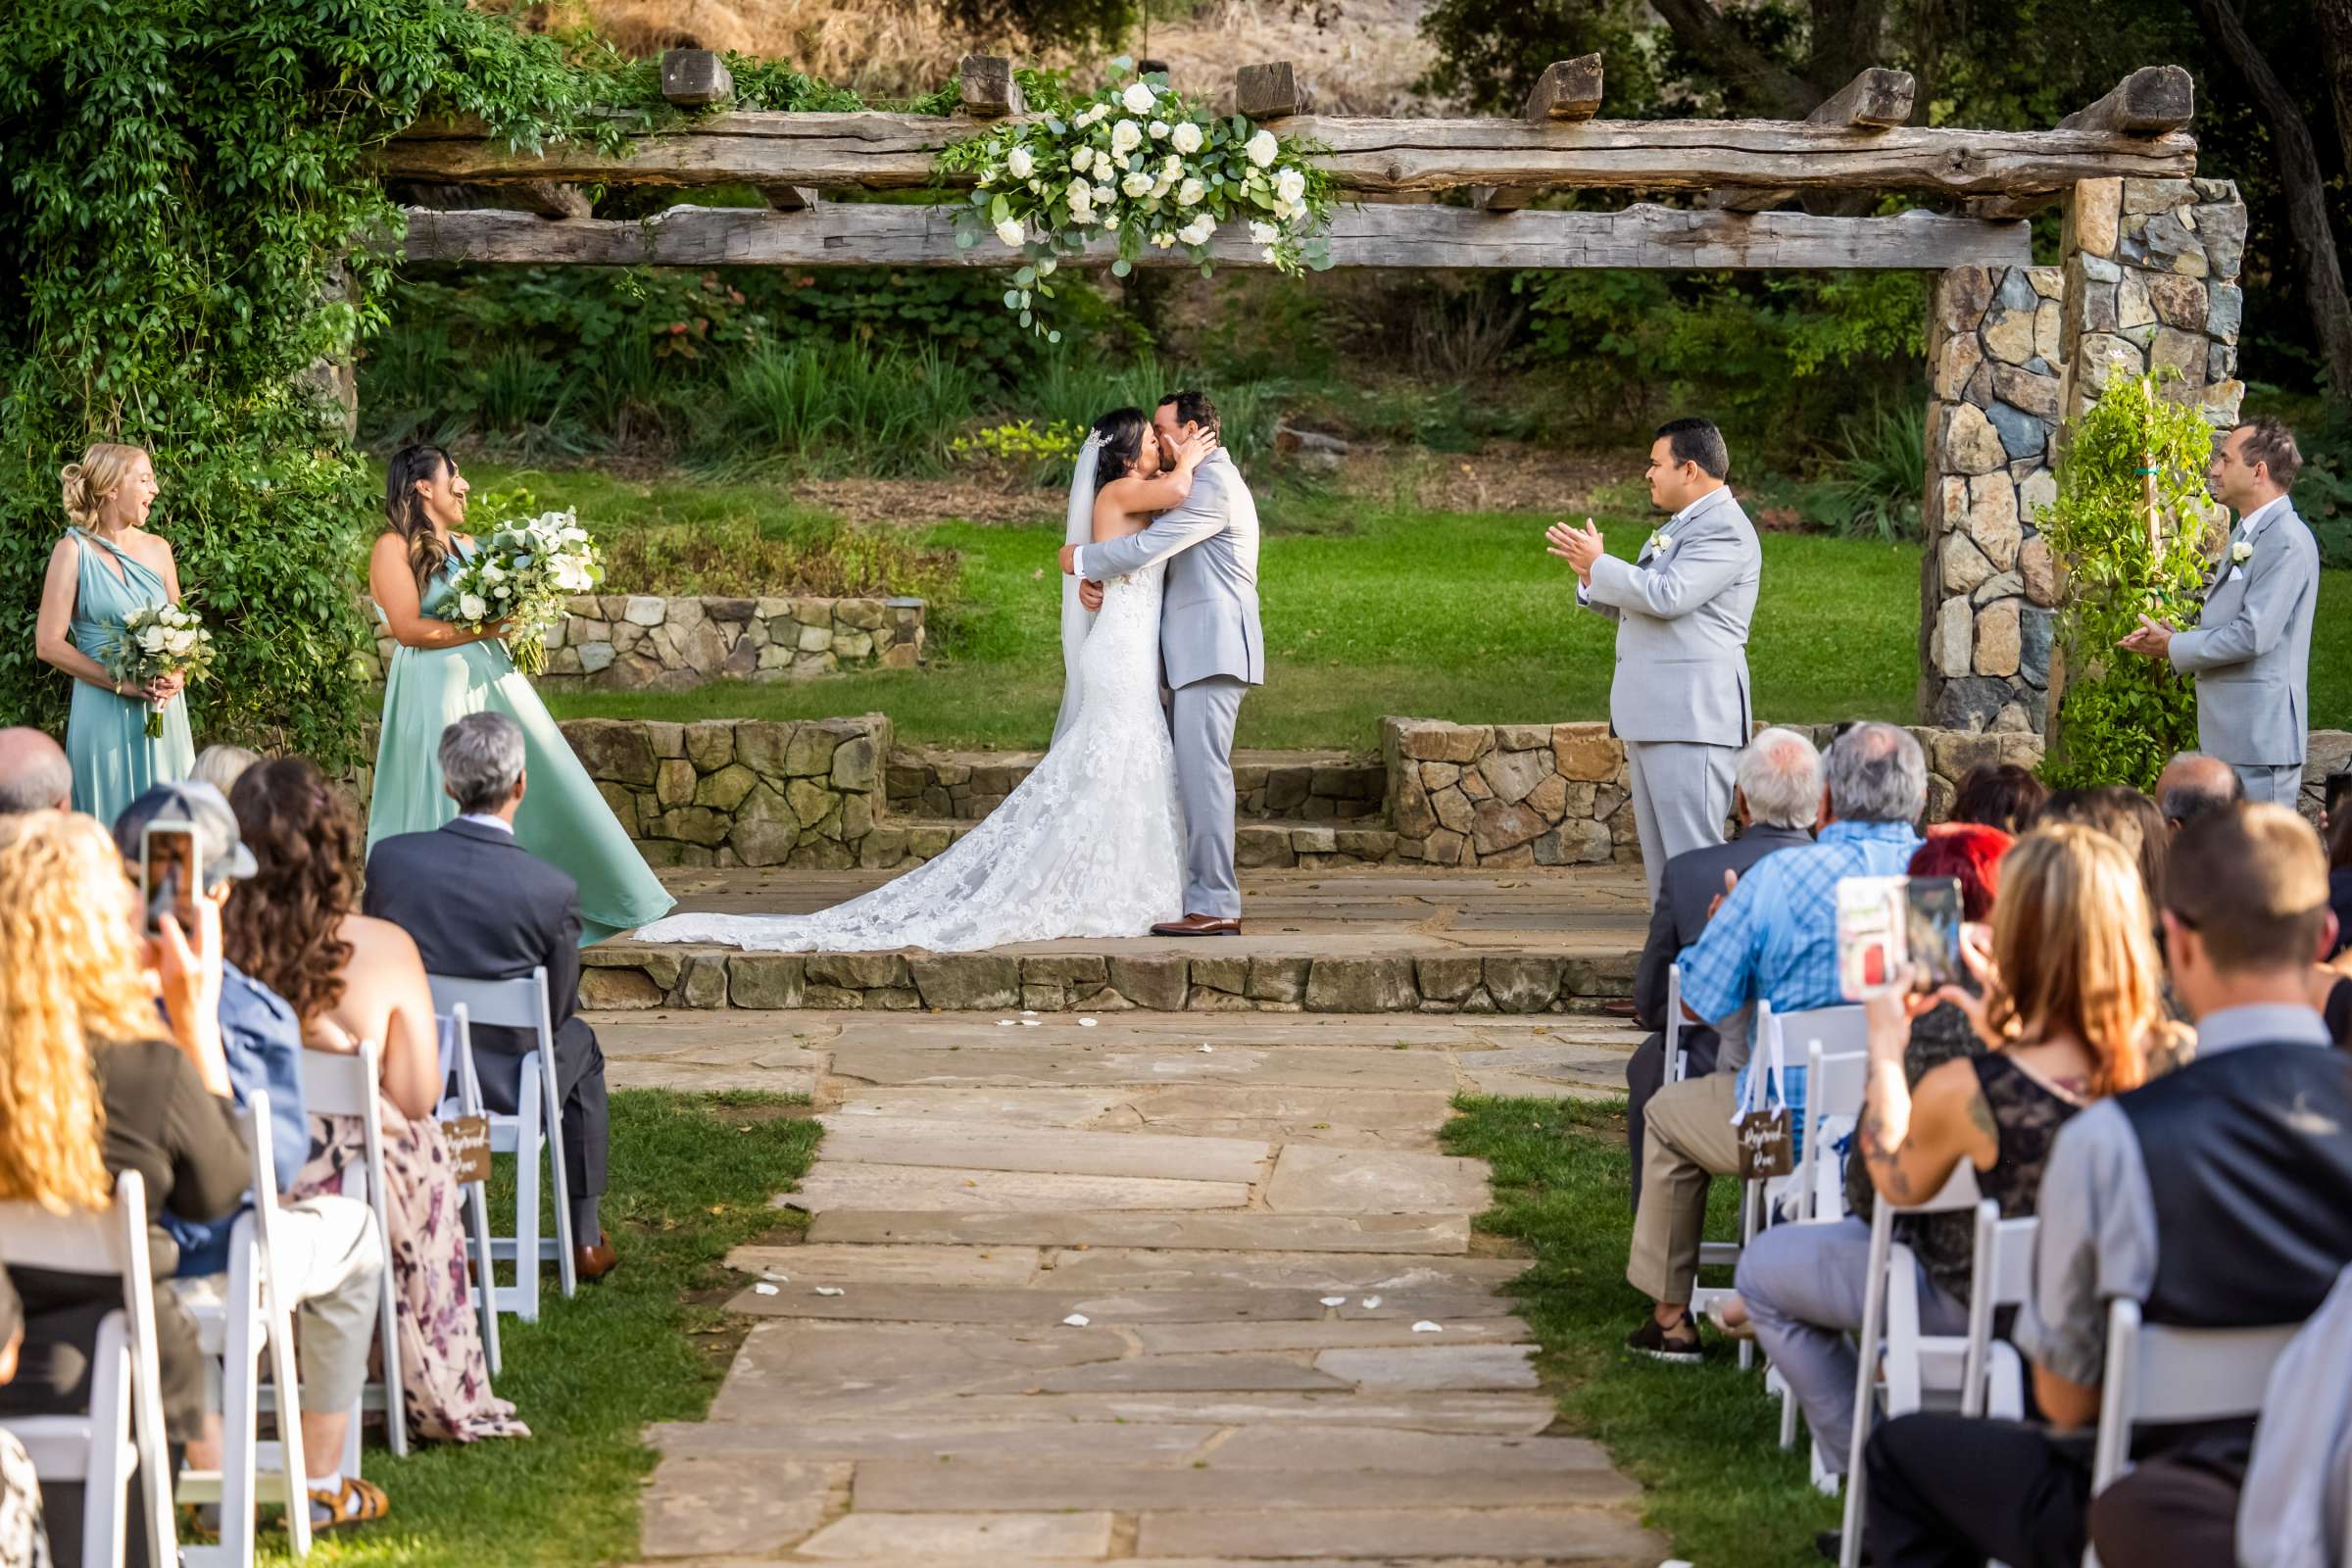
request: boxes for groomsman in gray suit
[1062,391,1263,935]
[1547,418,1763,903]
[2120,418,2320,806]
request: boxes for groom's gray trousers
[1624,741,1738,904]
[1171,675,1249,919]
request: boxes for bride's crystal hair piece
[1081,431,1107,452]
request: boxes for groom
[1060,391,1263,935]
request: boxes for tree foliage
[2037,372,2225,790]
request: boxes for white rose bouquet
[935,57,1336,337]
[111,605,214,738]
[440,509,605,677]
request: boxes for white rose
[479,562,504,582]
[1179,216,1214,246]
[1110,119,1143,155]
[1176,177,1204,207]
[1121,171,1154,199]
[1247,128,1278,168]
[1152,230,1177,248]
[1007,145,1034,179]
[1149,120,1168,139]
[994,216,1025,248]
[1122,81,1156,114]
[1273,198,1298,221]
[1171,121,1203,155]
[167,630,196,656]
[459,593,488,622]
[1071,146,1095,173]
[493,584,511,600]
[2230,541,2254,564]
[1276,168,1307,205]
[1249,220,1278,245]
[139,624,167,653]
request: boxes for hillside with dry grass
[516,0,1446,113]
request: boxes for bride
[633,408,1216,954]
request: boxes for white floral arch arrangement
[933,60,1338,339]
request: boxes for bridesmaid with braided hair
[366,445,670,944]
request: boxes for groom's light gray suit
[2167,493,2320,805]
[1072,449,1263,919]
[1577,484,1762,902]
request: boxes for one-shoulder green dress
[367,540,674,945]
[65,528,195,825]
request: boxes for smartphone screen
[1902,877,1965,990]
[1838,875,1963,999]
[140,822,199,938]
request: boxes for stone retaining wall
[887,748,1384,823]
[369,595,923,690]
[578,945,1635,1015]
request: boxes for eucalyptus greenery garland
[934,61,1337,339]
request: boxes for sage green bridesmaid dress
[367,539,673,945]
[64,528,195,824]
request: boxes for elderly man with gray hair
[1625,728,1822,1210]
[1619,721,1927,1362]
[362,712,619,1284]
[0,727,74,814]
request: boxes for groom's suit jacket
[1072,449,1263,689]
[1579,485,1761,747]
[2167,495,2320,766]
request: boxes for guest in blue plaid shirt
[1622,722,1927,1362]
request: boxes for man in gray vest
[1548,418,1763,902]
[1063,391,1264,935]
[2120,417,2320,806]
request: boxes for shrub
[602,515,960,601]
[708,342,990,476]
[1807,399,1928,542]
[950,419,1086,487]
[2038,371,2222,791]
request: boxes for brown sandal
[308,1475,391,1530]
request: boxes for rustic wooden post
[660,48,735,108]
[959,55,1025,118]
[1472,55,1603,213]
[1235,62,1308,121]
[1705,67,1914,213]
[1967,67,2195,219]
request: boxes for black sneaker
[1624,1307,1702,1363]
[1816,1529,1870,1565]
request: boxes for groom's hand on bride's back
[1058,542,1081,574]
[1079,579,1104,612]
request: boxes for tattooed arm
[1859,1056,1999,1207]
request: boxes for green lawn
[478,463,2352,751]
[272,1090,820,1566]
[1443,1094,1838,1567]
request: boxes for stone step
[891,747,1386,825]
[879,816,1406,870]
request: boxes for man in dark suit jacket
[1625,726,1821,1209]
[364,711,617,1282]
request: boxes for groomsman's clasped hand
[2117,613,2177,659]
[1545,516,1605,583]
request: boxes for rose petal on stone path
[1199,1043,1213,1054]
[753,1283,780,1297]
[1412,1321,1444,1333]
[1361,1296,1383,1309]
[1320,1297,1348,1307]
[1021,1010,1037,1017]
[1078,1017,1098,1027]
[1062,1313,1091,1327]
[814,1287,846,1298]
[998,1020,1015,1027]
[1020,1019,1042,1027]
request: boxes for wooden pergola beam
[1235,62,1308,121]
[400,201,2031,270]
[380,112,2195,198]
[1474,55,1603,213]
[1705,66,1916,213]
[2059,65,2194,135]
[661,49,734,108]
[960,54,1025,118]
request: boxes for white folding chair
[1664,963,1689,1085]
[1961,1204,2037,1421]
[434,1006,504,1373]
[297,1041,408,1460]
[425,970,576,1321]
[176,1093,311,1566]
[0,1171,176,1568]
[1765,1044,1872,1459]
[2082,1297,2303,1567]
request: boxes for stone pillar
[1921,264,2063,733]
[2057,175,2245,425]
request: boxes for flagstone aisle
[614,1008,1664,1566]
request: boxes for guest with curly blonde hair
[33,445,195,824]
[0,810,246,1567]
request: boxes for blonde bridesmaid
[34,445,195,823]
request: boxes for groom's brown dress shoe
[574,1232,619,1283]
[1152,913,1242,937]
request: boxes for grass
[1442,1094,1838,1567]
[274,1090,821,1567]
[475,462,2352,751]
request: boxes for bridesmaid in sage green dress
[35,443,196,823]
[367,444,672,945]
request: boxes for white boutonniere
[1644,529,1676,557]
[2230,540,2253,564]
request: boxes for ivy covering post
[2037,368,2225,789]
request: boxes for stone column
[2056,175,2245,424]
[1921,264,2064,733]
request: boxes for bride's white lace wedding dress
[631,558,1186,954]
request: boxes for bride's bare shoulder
[1091,481,1151,542]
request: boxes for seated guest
[1949,762,2044,835]
[0,1270,55,1568]
[223,758,527,1444]
[2156,750,2243,833]
[1626,727,1820,1210]
[1621,721,1927,1360]
[2038,784,2169,910]
[364,712,617,1283]
[188,742,261,798]
[1864,805,2352,1568]
[111,783,395,1529]
[1739,825,2174,1502]
[0,728,72,815]
[0,810,248,1568]
[2328,808,2351,961]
